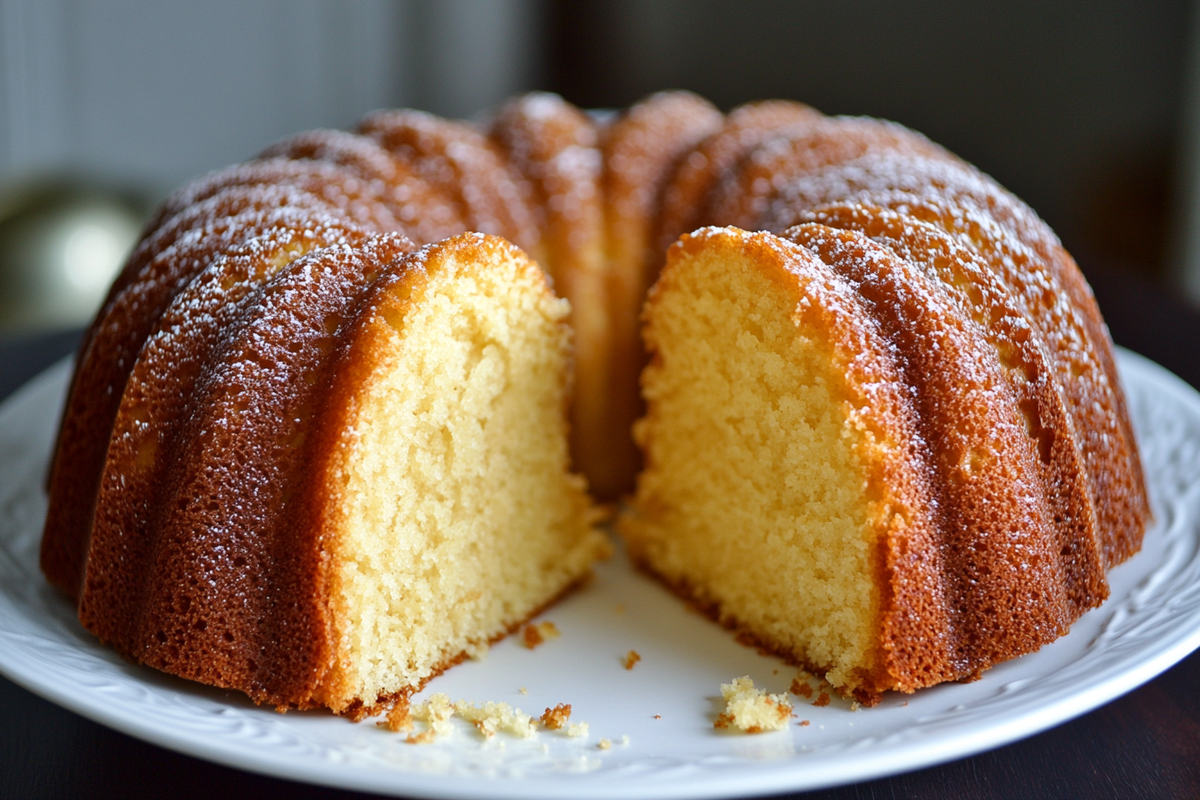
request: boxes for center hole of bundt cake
[626,241,884,690]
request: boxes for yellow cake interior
[622,238,887,690]
[318,240,608,710]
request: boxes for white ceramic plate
[2,349,1199,799]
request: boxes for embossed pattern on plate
[1,349,1199,799]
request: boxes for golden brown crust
[140,158,402,247]
[656,100,823,256]
[791,203,1109,614]
[488,94,613,496]
[80,223,367,663]
[488,93,602,278]
[80,236,414,706]
[598,91,723,498]
[258,129,467,245]
[40,191,364,601]
[358,110,539,255]
[47,178,364,496]
[117,181,346,304]
[701,116,954,232]
[756,149,1147,567]
[786,225,1073,677]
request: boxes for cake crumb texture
[455,700,538,738]
[381,693,583,743]
[540,703,572,730]
[714,676,793,733]
[623,228,921,696]
[314,236,607,712]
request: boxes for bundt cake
[39,90,1147,712]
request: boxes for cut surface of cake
[305,234,606,714]
[623,227,951,696]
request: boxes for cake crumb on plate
[713,677,792,733]
[540,703,572,730]
[455,700,537,739]
[522,621,560,649]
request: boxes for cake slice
[78,232,607,714]
[622,225,1096,702]
[621,226,953,700]
[302,233,609,714]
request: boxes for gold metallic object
[0,181,148,334]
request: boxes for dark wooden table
[2,263,1198,799]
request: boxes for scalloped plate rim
[0,348,1198,799]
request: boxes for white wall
[0,0,543,197]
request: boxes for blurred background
[1,0,1197,337]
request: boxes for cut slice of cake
[621,225,1095,703]
[621,226,954,701]
[303,233,610,714]
[78,232,608,715]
